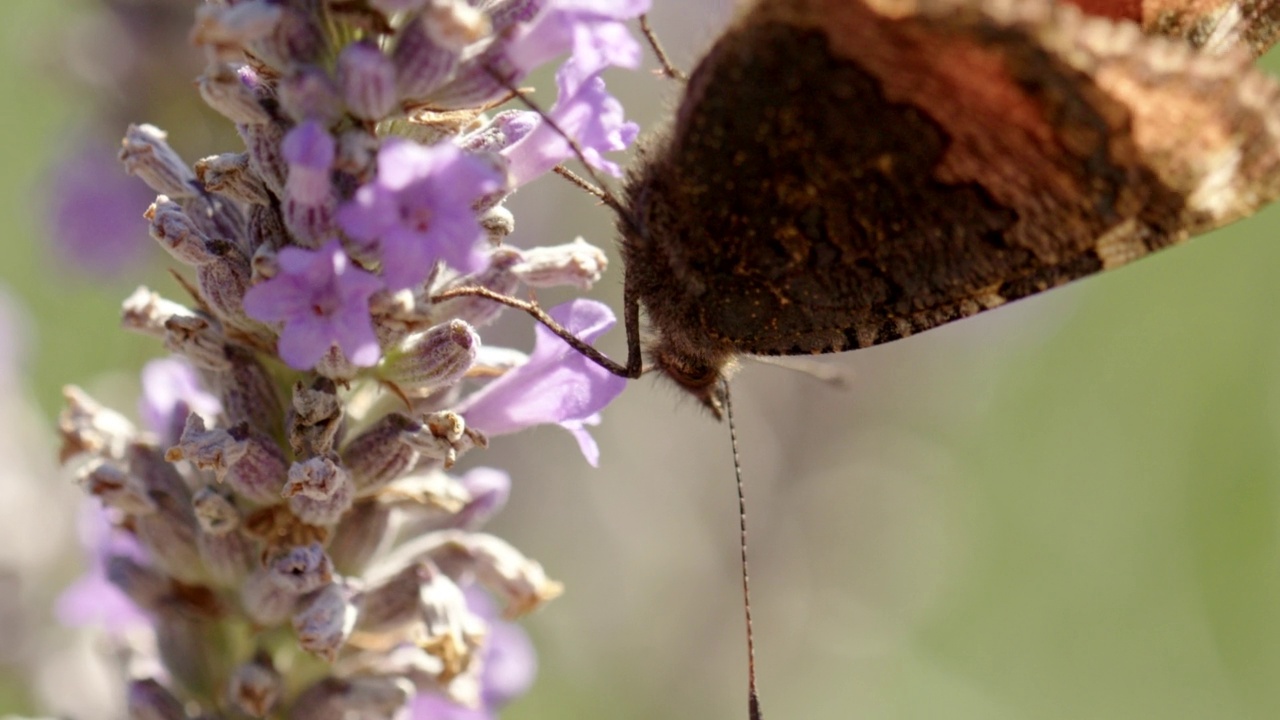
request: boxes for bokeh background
[4,1,1280,719]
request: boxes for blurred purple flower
[336,139,505,289]
[57,504,151,632]
[138,358,222,446]
[503,0,649,81]
[243,240,383,369]
[46,136,154,277]
[459,299,625,465]
[502,59,638,186]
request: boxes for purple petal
[458,300,625,463]
[56,504,151,631]
[138,358,223,445]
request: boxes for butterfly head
[648,337,737,420]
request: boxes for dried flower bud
[405,411,486,469]
[432,532,562,617]
[120,124,198,198]
[513,237,608,289]
[81,458,156,515]
[162,315,233,371]
[337,41,397,121]
[228,653,282,718]
[357,561,432,634]
[127,678,187,720]
[415,561,483,681]
[196,152,272,205]
[423,0,490,50]
[199,63,273,124]
[393,11,462,103]
[58,386,136,465]
[267,542,334,595]
[379,320,478,395]
[166,413,248,483]
[147,195,212,265]
[342,413,424,495]
[283,455,355,526]
[191,2,283,60]
[154,606,221,698]
[122,286,201,339]
[288,378,344,457]
[223,423,290,504]
[294,582,358,661]
[279,66,343,123]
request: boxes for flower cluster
[55,0,644,717]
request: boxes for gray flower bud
[120,124,198,198]
[288,676,413,720]
[288,378,344,458]
[283,455,355,526]
[198,63,274,125]
[196,152,272,205]
[379,320,479,395]
[267,542,334,595]
[293,582,358,661]
[342,413,424,495]
[512,237,608,289]
[430,248,522,327]
[328,500,393,576]
[337,41,397,121]
[190,3,283,61]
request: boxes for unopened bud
[328,500,393,575]
[198,63,273,124]
[379,320,479,395]
[193,486,254,586]
[147,196,212,265]
[290,676,413,719]
[342,413,424,495]
[190,2,283,60]
[294,582,358,661]
[279,65,343,123]
[392,11,462,103]
[196,152,272,205]
[513,237,608,289]
[338,40,397,120]
[239,118,289,195]
[120,124,198,197]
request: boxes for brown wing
[621,0,1280,363]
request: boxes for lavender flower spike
[58,1,648,716]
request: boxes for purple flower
[458,299,625,466]
[282,120,335,206]
[243,240,383,369]
[502,59,638,186]
[336,139,505,289]
[46,136,154,278]
[503,0,648,81]
[56,504,151,632]
[138,358,223,446]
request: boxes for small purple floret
[336,139,505,289]
[459,299,625,466]
[243,240,383,369]
[502,60,638,186]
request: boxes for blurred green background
[3,1,1280,719]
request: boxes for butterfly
[603,0,1280,417]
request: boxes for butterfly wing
[622,0,1280,361]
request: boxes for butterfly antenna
[724,383,764,720]
[639,14,687,81]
